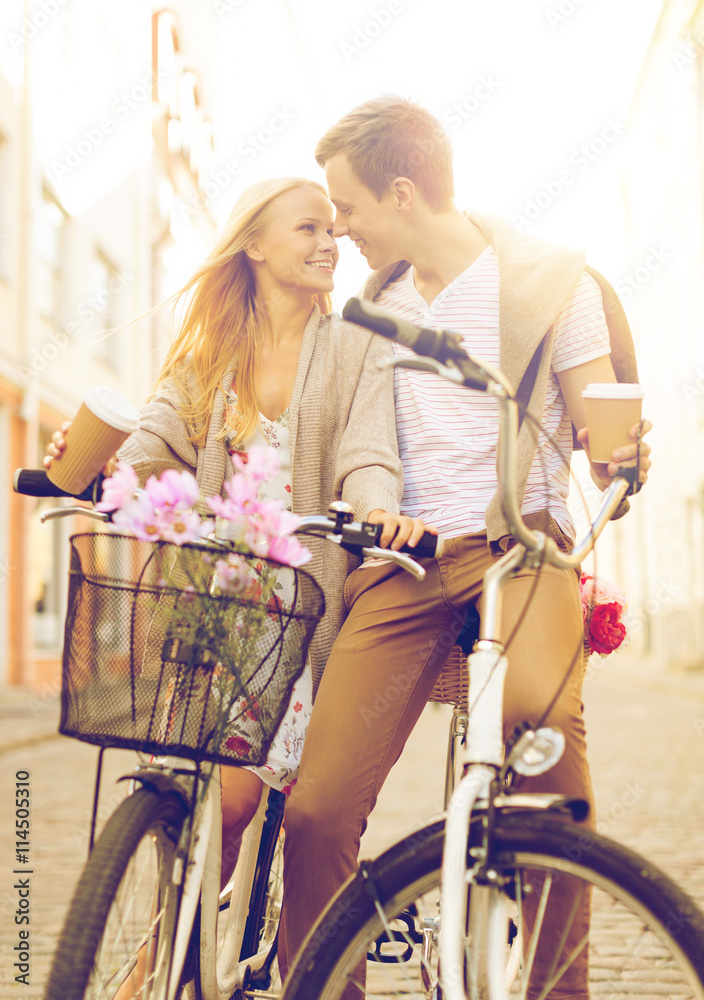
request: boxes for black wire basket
[59,532,324,767]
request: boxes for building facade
[595,0,704,669]
[0,0,217,690]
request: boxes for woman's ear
[244,243,265,262]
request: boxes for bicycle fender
[117,770,190,810]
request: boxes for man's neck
[405,209,488,306]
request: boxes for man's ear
[245,243,265,262]
[390,176,415,214]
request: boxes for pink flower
[266,534,311,567]
[214,553,252,594]
[208,474,260,522]
[580,573,625,612]
[96,462,138,511]
[143,469,199,511]
[112,493,162,540]
[156,507,204,545]
[231,445,280,483]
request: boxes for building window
[35,187,67,323]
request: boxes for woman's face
[250,185,339,298]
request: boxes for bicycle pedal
[367,909,422,963]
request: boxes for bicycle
[12,468,439,1000]
[275,298,704,1000]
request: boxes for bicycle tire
[281,811,704,1000]
[44,786,189,1000]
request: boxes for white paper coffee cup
[47,387,140,495]
[582,383,643,463]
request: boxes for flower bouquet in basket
[61,447,323,768]
[579,573,628,658]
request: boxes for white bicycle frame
[131,756,276,1000]
[435,370,632,1000]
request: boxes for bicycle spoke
[516,870,552,1000]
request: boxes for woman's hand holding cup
[43,422,119,479]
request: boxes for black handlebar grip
[13,468,102,501]
[395,530,444,559]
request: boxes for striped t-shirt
[375,246,610,539]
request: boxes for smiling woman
[44,174,416,997]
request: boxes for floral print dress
[220,390,313,795]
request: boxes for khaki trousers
[280,532,592,999]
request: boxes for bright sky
[0,0,666,304]
[208,0,666,304]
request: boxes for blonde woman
[45,177,426,998]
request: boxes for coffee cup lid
[83,387,140,432]
[582,383,643,400]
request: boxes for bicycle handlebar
[12,472,440,574]
[13,468,104,502]
[344,296,637,571]
[343,297,494,392]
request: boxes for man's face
[324,153,405,270]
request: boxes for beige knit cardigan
[118,306,403,689]
[361,210,639,542]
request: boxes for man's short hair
[315,96,454,211]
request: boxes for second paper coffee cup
[47,387,140,495]
[582,383,643,463]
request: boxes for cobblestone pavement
[1,657,704,998]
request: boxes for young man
[279,96,650,997]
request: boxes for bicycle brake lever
[40,506,110,523]
[377,355,465,384]
[361,547,426,580]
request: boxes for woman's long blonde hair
[156,177,332,448]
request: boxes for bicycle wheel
[281,811,704,1000]
[44,786,189,1000]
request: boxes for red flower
[267,594,283,621]
[293,701,303,713]
[285,484,292,493]
[244,698,260,721]
[225,735,251,756]
[282,778,297,796]
[588,604,627,655]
